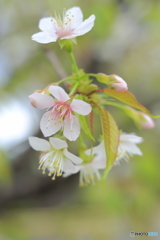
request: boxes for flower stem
[69,51,79,75]
[69,81,79,96]
[56,77,73,85]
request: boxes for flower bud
[138,112,155,129]
[109,74,128,92]
[124,107,155,129]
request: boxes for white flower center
[38,150,64,180]
[79,165,101,187]
[52,9,75,38]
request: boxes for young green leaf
[78,115,95,141]
[99,108,120,178]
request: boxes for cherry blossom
[63,141,106,186]
[115,132,143,165]
[28,86,92,141]
[28,137,82,180]
[31,7,95,44]
[109,74,128,92]
[138,112,155,129]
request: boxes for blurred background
[0,0,160,239]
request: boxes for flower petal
[91,158,106,169]
[38,17,56,32]
[63,149,82,164]
[120,133,143,143]
[65,7,83,29]
[49,137,68,150]
[40,111,63,137]
[63,164,82,177]
[63,158,77,172]
[70,99,91,115]
[74,15,95,36]
[28,137,51,152]
[28,92,55,109]
[49,86,70,102]
[63,115,80,141]
[120,142,143,155]
[31,32,58,44]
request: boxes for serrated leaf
[103,88,160,118]
[99,108,120,178]
[78,115,95,141]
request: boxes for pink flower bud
[109,74,128,92]
[139,112,155,129]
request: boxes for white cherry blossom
[29,137,82,180]
[115,132,143,165]
[31,7,95,44]
[63,141,106,186]
[28,86,92,141]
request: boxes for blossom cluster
[29,7,156,186]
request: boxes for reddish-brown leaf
[103,88,160,118]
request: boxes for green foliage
[78,115,95,141]
[99,108,120,177]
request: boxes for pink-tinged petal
[49,86,70,102]
[28,137,51,152]
[39,17,56,32]
[120,133,143,143]
[63,149,82,164]
[63,115,80,141]
[109,74,128,92]
[28,92,55,109]
[110,75,128,92]
[65,7,83,29]
[70,99,91,115]
[74,15,95,36]
[139,113,155,129]
[31,32,58,44]
[40,111,63,137]
[49,137,68,150]
[63,158,77,173]
[61,34,79,40]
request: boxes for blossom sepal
[59,39,74,52]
